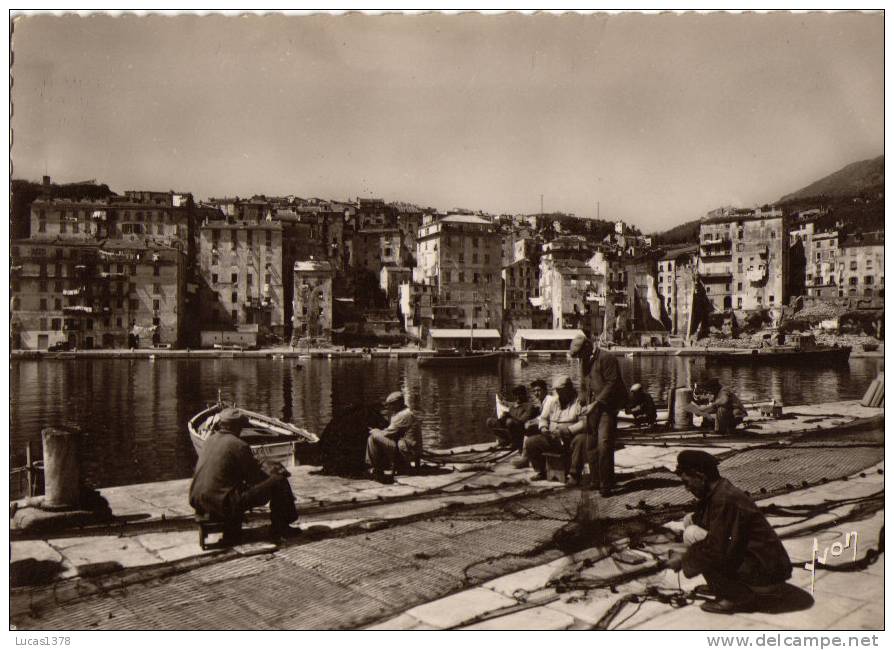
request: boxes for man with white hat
[366,390,422,483]
[189,407,299,542]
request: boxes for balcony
[699,271,732,283]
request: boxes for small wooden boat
[417,349,502,368]
[188,402,319,465]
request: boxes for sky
[10,12,884,232]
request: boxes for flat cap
[568,332,591,357]
[674,450,719,476]
[218,407,247,428]
[630,383,642,392]
[384,391,405,406]
[551,374,573,390]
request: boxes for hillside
[652,216,702,246]
[778,155,883,204]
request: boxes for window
[264,273,271,285]
[153,317,160,326]
[737,297,743,308]
[458,272,465,283]
[86,319,93,330]
[850,261,858,270]
[212,273,218,284]
[116,317,123,327]
[737,282,743,291]
[39,298,47,310]
[473,273,480,284]
[866,259,873,269]
[231,292,238,303]
[769,295,775,304]
[54,298,61,310]
[231,309,238,321]
[38,221,46,233]
[154,265,160,276]
[39,318,48,331]
[39,280,47,293]
[864,276,874,285]
[153,283,161,295]
[129,299,138,310]
[231,272,238,283]
[51,318,61,330]
[458,254,464,264]
[736,243,744,252]
[849,277,858,286]
[443,270,451,283]
[384,248,392,257]
[153,299,160,311]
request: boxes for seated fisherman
[529,379,549,412]
[626,383,657,429]
[366,390,422,484]
[663,450,792,614]
[514,375,588,486]
[489,385,539,450]
[189,408,300,542]
[690,379,748,434]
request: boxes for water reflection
[9,355,882,488]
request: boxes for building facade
[840,231,884,298]
[416,214,503,330]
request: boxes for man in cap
[626,383,657,429]
[690,378,748,434]
[516,375,588,485]
[569,332,628,496]
[663,450,792,614]
[366,390,422,484]
[189,408,300,542]
[488,384,539,450]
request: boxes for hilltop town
[9,157,884,353]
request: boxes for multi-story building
[656,245,698,336]
[292,260,335,342]
[9,238,185,350]
[416,214,503,330]
[840,231,884,298]
[804,230,840,299]
[502,258,539,313]
[699,206,787,312]
[197,218,286,341]
[538,236,599,329]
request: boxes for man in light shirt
[515,375,589,485]
[366,391,422,484]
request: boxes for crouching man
[663,450,792,614]
[189,408,300,543]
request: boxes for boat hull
[417,351,502,368]
[706,346,852,365]
[188,403,318,465]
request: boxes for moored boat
[417,349,502,368]
[706,332,851,365]
[188,402,319,465]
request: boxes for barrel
[673,387,694,430]
[41,427,81,509]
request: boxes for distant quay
[10,343,883,360]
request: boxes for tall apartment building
[840,231,884,298]
[699,206,788,312]
[197,219,286,340]
[10,238,185,350]
[804,230,840,299]
[538,236,599,329]
[657,245,698,336]
[415,214,503,330]
[292,260,335,342]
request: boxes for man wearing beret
[189,408,300,542]
[663,450,792,614]
[366,390,422,483]
[569,332,628,496]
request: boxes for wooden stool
[196,513,235,550]
[543,453,566,483]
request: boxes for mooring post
[41,427,81,509]
[673,387,694,431]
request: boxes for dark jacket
[502,401,539,427]
[626,390,657,423]
[580,348,628,412]
[189,432,266,518]
[683,478,792,586]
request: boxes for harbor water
[9,355,883,488]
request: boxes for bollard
[673,387,694,430]
[41,427,81,510]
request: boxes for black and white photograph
[7,7,886,637]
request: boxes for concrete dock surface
[9,399,884,630]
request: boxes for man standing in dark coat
[664,450,792,614]
[569,332,628,496]
[189,408,300,542]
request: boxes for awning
[514,328,585,341]
[429,328,501,339]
